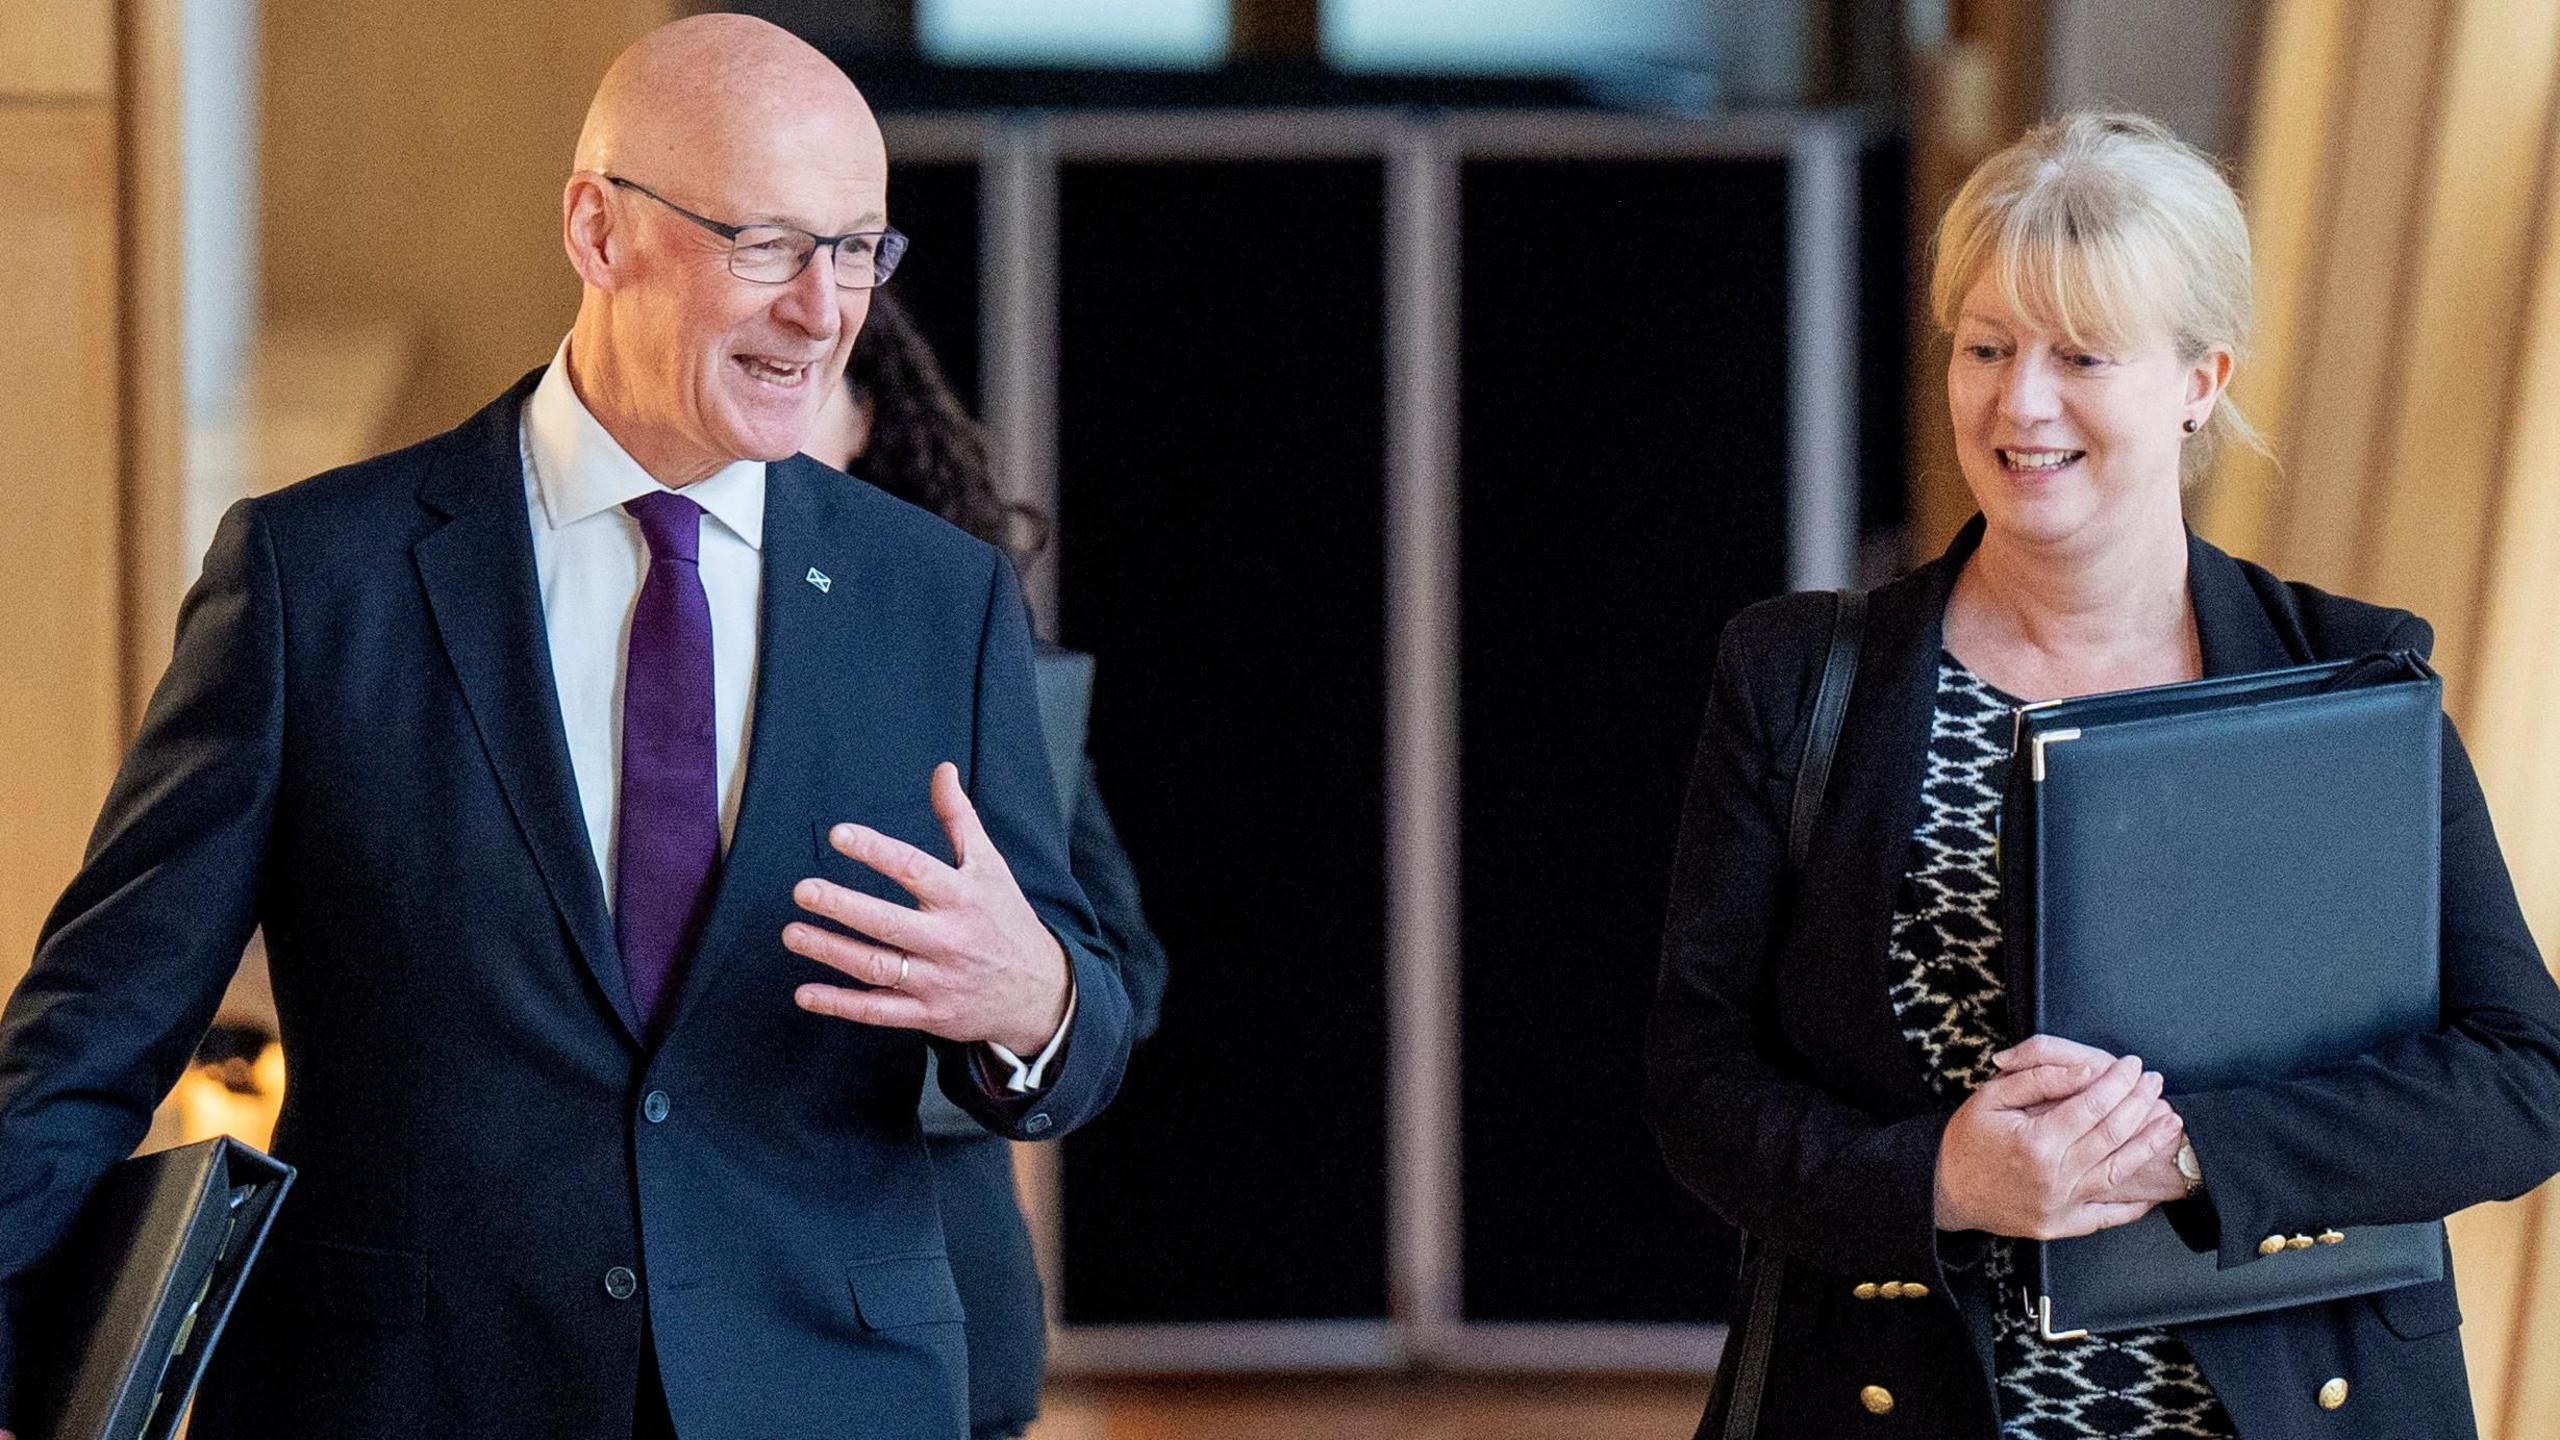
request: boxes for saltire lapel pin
[806,567,833,594]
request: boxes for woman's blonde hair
[1930,111,2268,486]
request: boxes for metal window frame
[1383,115,1463,1371]
[878,106,1865,1377]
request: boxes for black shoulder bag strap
[1788,589,1868,874]
[1721,588,1866,1440]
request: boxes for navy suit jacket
[0,372,1133,1439]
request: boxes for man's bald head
[559,14,889,486]
[575,14,882,194]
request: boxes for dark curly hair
[845,291,1050,567]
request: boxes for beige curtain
[2197,0,2560,1433]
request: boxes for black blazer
[1647,517,2560,1439]
[0,374,1135,1440]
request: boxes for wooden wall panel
[120,0,187,727]
[259,0,675,448]
[0,104,126,1004]
[1905,43,2000,562]
[117,0,186,727]
[0,0,114,97]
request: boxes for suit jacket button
[643,1090,671,1124]
[2317,1229,2345,1245]
[2317,1377,2348,1410]
[1025,1112,1054,1135]
[1853,1283,1879,1300]
[1901,1282,1929,1299]
[1859,1385,1894,1415]
[604,1266,638,1301]
[2286,1234,2315,1251]
[2258,1235,2289,1257]
[1876,1281,1903,1299]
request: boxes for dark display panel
[1859,137,1912,538]
[880,161,982,415]
[1054,161,1392,1324]
[1455,158,1795,1324]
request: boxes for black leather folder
[22,1136,293,1440]
[1033,647,1095,822]
[1999,653,2445,1339]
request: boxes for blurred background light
[1322,0,1713,76]
[919,0,1231,69]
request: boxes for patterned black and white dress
[1885,652,2236,1440]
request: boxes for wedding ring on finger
[890,954,911,991]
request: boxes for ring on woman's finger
[890,954,911,990]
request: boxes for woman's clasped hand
[1934,1034,2195,1239]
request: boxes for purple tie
[617,490,721,1030]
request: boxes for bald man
[0,17,1130,1440]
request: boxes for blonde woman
[1646,112,2560,1439]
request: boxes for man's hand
[784,762,1072,1056]
[1934,1040,2185,1239]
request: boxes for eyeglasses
[606,175,908,290]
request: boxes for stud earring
[2182,418,2200,434]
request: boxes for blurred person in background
[0,17,1132,1440]
[808,291,1171,1440]
[172,1020,286,1148]
[1646,112,2560,1439]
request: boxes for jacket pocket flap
[848,1252,964,1330]
[2371,1279,2463,1339]
[271,1238,426,1327]
[811,816,944,906]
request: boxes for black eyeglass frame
[605,174,907,289]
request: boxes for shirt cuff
[982,973,1078,1095]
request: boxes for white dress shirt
[522,343,765,880]
[519,340,1067,1089]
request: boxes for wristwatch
[2175,1139,2205,1197]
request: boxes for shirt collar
[524,337,766,550]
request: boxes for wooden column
[0,0,175,1004]
[120,0,186,728]
[1906,0,2052,562]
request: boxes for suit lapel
[413,374,640,1044]
[654,457,892,1038]
[1799,523,1977,1116]
[2188,530,2307,677]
